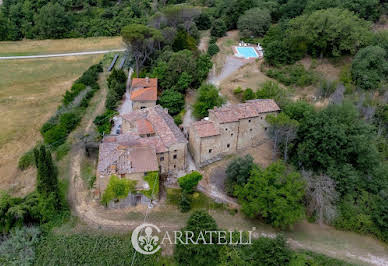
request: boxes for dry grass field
[0,36,123,56]
[0,55,104,196]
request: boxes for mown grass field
[0,55,103,195]
[0,36,123,56]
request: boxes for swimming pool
[236,47,259,59]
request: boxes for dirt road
[0,49,125,60]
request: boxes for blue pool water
[236,47,258,59]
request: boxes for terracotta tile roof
[121,105,187,149]
[97,139,158,176]
[192,120,220,138]
[130,78,157,101]
[129,146,159,173]
[210,99,280,123]
[132,78,157,89]
[135,119,154,135]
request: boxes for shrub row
[94,69,126,136]
[266,64,317,87]
[40,64,103,148]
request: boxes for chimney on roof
[146,77,149,83]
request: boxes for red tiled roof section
[135,119,154,135]
[210,99,280,123]
[192,120,220,138]
[130,78,157,101]
[129,146,159,173]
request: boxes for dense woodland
[1,0,388,265]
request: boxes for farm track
[0,49,125,60]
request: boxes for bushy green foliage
[34,3,70,39]
[174,210,220,266]
[195,12,212,30]
[0,180,69,235]
[63,83,86,105]
[339,65,355,94]
[262,23,306,66]
[158,89,185,116]
[237,8,271,38]
[178,171,203,193]
[34,233,159,265]
[101,175,136,205]
[351,45,388,90]
[0,226,41,265]
[290,103,379,177]
[225,155,254,196]
[319,79,337,98]
[151,49,212,91]
[107,68,127,88]
[207,43,220,56]
[193,84,224,119]
[173,30,197,52]
[256,81,288,107]
[142,172,159,199]
[288,102,388,241]
[220,235,292,266]
[263,9,372,65]
[0,0,151,41]
[93,110,117,136]
[40,63,101,147]
[288,8,372,58]
[179,191,192,213]
[211,19,227,37]
[304,0,381,21]
[237,161,305,228]
[242,88,255,102]
[174,109,185,126]
[18,148,35,170]
[177,171,203,212]
[283,100,315,122]
[266,64,316,87]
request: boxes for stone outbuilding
[188,99,280,167]
[130,77,157,110]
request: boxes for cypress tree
[34,145,59,200]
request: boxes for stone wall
[190,112,277,167]
[167,143,187,172]
[108,192,151,208]
[132,100,155,110]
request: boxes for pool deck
[232,45,263,60]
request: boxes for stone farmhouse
[130,77,157,110]
[96,105,188,204]
[188,99,280,167]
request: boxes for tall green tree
[287,8,372,58]
[121,24,162,76]
[193,84,224,119]
[351,46,388,90]
[237,8,271,38]
[237,161,305,228]
[225,155,255,195]
[33,145,58,200]
[34,3,70,39]
[174,210,221,266]
[158,89,185,116]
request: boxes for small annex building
[130,77,157,110]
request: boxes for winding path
[0,49,125,60]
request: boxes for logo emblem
[131,223,161,255]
